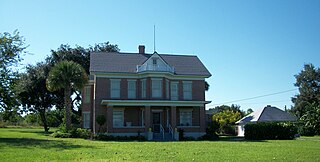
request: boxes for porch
[98,100,209,141]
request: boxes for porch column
[107,106,113,133]
[199,106,206,132]
[171,106,177,128]
[145,106,151,132]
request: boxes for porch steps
[153,133,174,141]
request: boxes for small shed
[235,105,297,136]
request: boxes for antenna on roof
[153,25,156,53]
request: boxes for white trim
[101,100,211,107]
[92,72,209,80]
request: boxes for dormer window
[153,59,157,65]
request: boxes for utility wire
[211,88,298,106]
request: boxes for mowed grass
[0,128,319,161]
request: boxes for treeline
[0,30,119,132]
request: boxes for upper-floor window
[152,78,162,98]
[127,80,136,99]
[141,79,146,99]
[110,79,120,98]
[171,81,178,100]
[84,86,91,103]
[153,59,157,65]
[183,81,192,100]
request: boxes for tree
[15,62,57,132]
[0,30,27,112]
[212,109,242,135]
[291,64,320,135]
[47,61,88,131]
[46,43,120,117]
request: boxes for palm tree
[47,60,88,131]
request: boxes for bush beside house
[244,122,298,140]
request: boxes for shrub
[96,115,106,133]
[51,124,92,139]
[244,122,298,140]
[51,131,72,138]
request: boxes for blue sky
[1,0,320,111]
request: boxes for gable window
[83,112,90,129]
[141,79,146,98]
[127,80,136,99]
[180,109,192,126]
[113,109,124,127]
[110,79,120,98]
[183,81,192,100]
[171,82,178,100]
[152,78,162,98]
[153,59,157,65]
[84,86,91,103]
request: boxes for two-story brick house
[82,45,211,140]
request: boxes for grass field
[0,128,319,161]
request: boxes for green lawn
[0,128,319,161]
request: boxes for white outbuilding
[236,105,297,137]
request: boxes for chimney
[138,45,145,54]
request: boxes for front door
[153,112,161,133]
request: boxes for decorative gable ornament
[136,52,175,73]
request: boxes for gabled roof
[90,52,211,76]
[236,106,297,124]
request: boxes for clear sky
[1,0,320,111]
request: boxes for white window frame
[141,79,146,99]
[152,78,162,98]
[113,109,124,127]
[183,81,192,100]
[171,81,178,100]
[166,80,170,99]
[84,86,91,103]
[110,79,120,98]
[83,112,90,129]
[127,80,136,99]
[179,109,193,126]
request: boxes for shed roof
[90,52,211,76]
[236,105,297,124]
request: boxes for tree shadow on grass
[0,138,94,150]
[9,129,55,136]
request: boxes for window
[152,78,162,98]
[166,80,169,99]
[110,79,120,98]
[84,86,91,103]
[153,59,157,65]
[127,80,136,99]
[141,79,146,98]
[83,112,90,128]
[183,81,192,100]
[113,109,124,127]
[180,110,192,126]
[171,82,178,100]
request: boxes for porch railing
[168,124,174,140]
[160,124,165,140]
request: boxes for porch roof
[101,100,211,107]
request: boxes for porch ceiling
[100,100,211,107]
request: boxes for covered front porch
[98,100,210,140]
